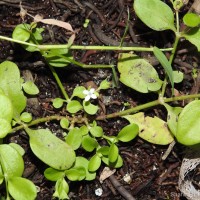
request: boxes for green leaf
[65,167,86,181]
[117,124,139,142]
[82,135,98,152]
[118,53,162,93]
[0,94,13,122]
[9,143,25,156]
[22,81,39,95]
[25,128,76,170]
[89,126,104,137]
[88,154,101,172]
[183,27,200,51]
[12,24,31,42]
[98,79,111,90]
[134,0,175,31]
[0,165,4,184]
[176,100,200,145]
[123,112,174,145]
[173,71,184,83]
[83,101,99,115]
[102,154,123,168]
[71,86,86,99]
[53,178,69,200]
[65,128,82,150]
[52,98,64,108]
[0,61,26,119]
[0,118,12,138]
[60,118,69,129]
[8,177,37,200]
[66,100,83,114]
[43,49,73,67]
[20,112,32,123]
[79,125,89,136]
[44,167,65,181]
[0,144,24,177]
[97,146,109,156]
[183,13,200,27]
[163,104,182,135]
[108,143,119,163]
[153,47,174,92]
[73,157,96,181]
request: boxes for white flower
[95,188,103,196]
[83,88,97,101]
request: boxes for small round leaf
[53,98,64,108]
[90,126,103,137]
[22,81,39,95]
[44,167,65,181]
[88,154,101,172]
[66,100,83,113]
[183,13,200,27]
[83,101,98,115]
[20,112,32,123]
[60,118,69,129]
[82,135,98,152]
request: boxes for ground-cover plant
[0,0,200,199]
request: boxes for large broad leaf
[118,53,162,93]
[0,61,26,119]
[176,100,200,145]
[25,128,75,170]
[8,177,37,200]
[123,112,174,145]
[183,27,200,51]
[0,144,24,177]
[134,0,176,32]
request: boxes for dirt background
[0,0,199,199]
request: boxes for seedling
[0,0,199,199]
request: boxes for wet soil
[0,0,199,199]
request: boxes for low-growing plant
[0,0,199,199]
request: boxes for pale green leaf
[102,154,123,168]
[82,135,98,152]
[60,118,69,129]
[177,100,200,145]
[71,86,86,99]
[89,126,103,137]
[0,94,13,122]
[8,177,37,200]
[25,128,76,170]
[88,154,101,172]
[0,61,26,119]
[183,13,200,27]
[117,124,139,142]
[44,167,65,181]
[0,118,12,138]
[66,100,83,114]
[20,112,32,123]
[118,53,162,93]
[183,27,200,51]
[173,71,184,83]
[9,143,25,156]
[52,98,64,108]
[0,144,24,177]
[83,101,98,115]
[12,24,31,42]
[53,178,69,199]
[65,167,86,181]
[22,81,39,95]
[134,0,176,31]
[73,157,96,181]
[65,128,82,150]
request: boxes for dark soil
[0,0,199,199]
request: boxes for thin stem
[9,93,200,133]
[49,65,69,101]
[0,34,173,52]
[96,93,200,120]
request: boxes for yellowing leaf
[123,113,174,145]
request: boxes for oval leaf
[88,154,101,172]
[0,144,24,177]
[108,143,119,163]
[22,81,39,95]
[65,167,86,181]
[8,177,37,200]
[177,100,200,145]
[83,101,98,115]
[26,128,76,170]
[90,126,104,137]
[117,124,139,142]
[65,128,82,150]
[66,100,82,114]
[134,0,175,31]
[82,135,98,152]
[0,94,13,121]
[183,13,200,27]
[0,118,12,138]
[44,167,65,181]
[118,53,162,93]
